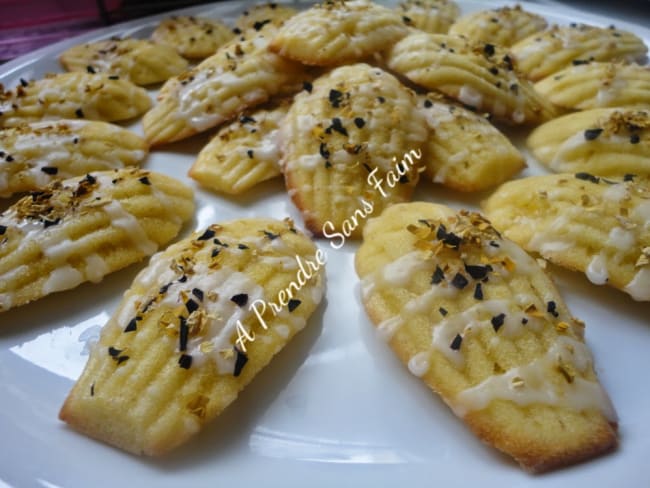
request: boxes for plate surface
[1,1,649,487]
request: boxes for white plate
[1,1,649,486]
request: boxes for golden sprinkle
[511,376,525,388]
[187,395,209,419]
[556,321,570,332]
[502,256,516,272]
[636,247,650,267]
[557,362,575,384]
[199,341,214,354]
[219,348,234,359]
[525,303,544,318]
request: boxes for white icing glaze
[102,200,158,255]
[407,351,431,377]
[586,253,609,285]
[274,324,290,339]
[458,85,483,108]
[633,200,650,227]
[607,227,635,251]
[0,171,169,306]
[624,267,650,301]
[381,251,426,287]
[431,300,521,367]
[452,336,618,422]
[84,254,110,283]
[0,293,12,311]
[42,266,84,294]
[117,228,325,374]
[377,315,403,342]
[602,183,629,203]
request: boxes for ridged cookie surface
[356,202,618,472]
[0,120,147,197]
[143,33,310,146]
[0,169,194,313]
[268,0,408,66]
[535,62,650,110]
[60,37,189,85]
[189,100,288,195]
[234,3,297,33]
[0,72,152,128]
[527,108,650,178]
[449,5,547,47]
[281,63,428,237]
[511,24,648,81]
[151,16,234,59]
[483,173,650,301]
[417,94,525,191]
[385,33,557,124]
[60,218,325,455]
[397,0,460,34]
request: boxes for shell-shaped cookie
[511,24,648,81]
[0,72,152,128]
[60,37,189,85]
[281,63,428,238]
[355,202,618,473]
[143,33,310,146]
[234,3,297,33]
[0,169,195,313]
[151,16,235,59]
[397,0,460,34]
[0,120,147,197]
[385,33,557,124]
[417,94,525,191]
[527,108,650,178]
[448,5,547,47]
[268,0,408,66]
[483,173,650,301]
[60,218,325,455]
[535,62,650,110]
[188,100,288,195]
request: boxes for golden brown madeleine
[234,2,297,33]
[511,24,648,81]
[143,32,310,146]
[535,62,650,110]
[268,0,408,66]
[449,5,547,47]
[0,72,152,128]
[59,37,189,85]
[356,202,617,472]
[151,16,234,59]
[60,218,325,455]
[188,99,288,195]
[280,63,428,238]
[0,120,147,197]
[527,108,650,178]
[483,173,650,301]
[385,33,557,124]
[0,169,194,313]
[397,0,460,34]
[417,94,525,191]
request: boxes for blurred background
[0,0,217,63]
[0,0,648,64]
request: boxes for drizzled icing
[362,210,615,422]
[170,34,289,132]
[519,177,649,299]
[112,221,324,376]
[0,170,169,311]
[452,336,618,422]
[0,120,146,196]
